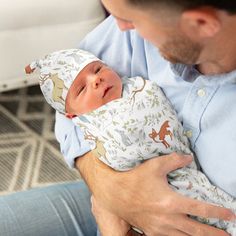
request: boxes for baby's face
[66,61,122,116]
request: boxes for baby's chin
[105,94,121,105]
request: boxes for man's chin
[161,52,196,65]
[161,53,180,64]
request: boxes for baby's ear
[65,113,76,119]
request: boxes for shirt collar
[170,62,236,85]
[170,63,200,82]
[170,63,186,77]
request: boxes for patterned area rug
[0,86,80,195]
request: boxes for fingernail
[229,214,236,221]
[184,155,193,160]
[225,212,236,221]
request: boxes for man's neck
[196,41,236,75]
[196,15,236,75]
[197,59,236,75]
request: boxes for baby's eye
[95,66,102,74]
[78,86,85,94]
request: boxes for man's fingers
[165,229,189,236]
[126,229,143,236]
[176,195,235,221]
[175,215,230,236]
[151,153,193,175]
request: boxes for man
[0,1,235,235]
[55,0,236,235]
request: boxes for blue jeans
[0,181,99,236]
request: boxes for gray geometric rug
[0,86,80,196]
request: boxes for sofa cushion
[0,0,105,91]
[0,0,103,30]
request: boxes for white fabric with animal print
[73,76,236,234]
[26,49,100,115]
[74,76,192,170]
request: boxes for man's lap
[0,180,97,236]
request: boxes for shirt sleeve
[54,16,137,167]
[54,112,91,168]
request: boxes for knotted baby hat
[25,49,100,114]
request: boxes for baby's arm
[91,195,131,236]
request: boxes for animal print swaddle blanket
[73,77,236,234]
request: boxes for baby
[26,48,236,236]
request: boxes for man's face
[102,0,202,64]
[66,61,122,116]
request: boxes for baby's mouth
[103,86,112,97]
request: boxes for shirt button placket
[185,89,206,140]
[197,88,206,97]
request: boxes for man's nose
[116,19,135,31]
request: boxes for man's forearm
[75,151,134,215]
[75,151,116,197]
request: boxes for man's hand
[91,195,130,236]
[76,152,235,236]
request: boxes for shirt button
[185,130,193,138]
[197,89,206,97]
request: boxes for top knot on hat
[25,48,100,114]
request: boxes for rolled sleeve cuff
[55,112,91,168]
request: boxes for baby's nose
[92,76,102,88]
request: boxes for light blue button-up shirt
[55,16,236,197]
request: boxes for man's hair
[127,0,236,14]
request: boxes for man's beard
[159,33,202,65]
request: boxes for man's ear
[65,113,76,119]
[180,7,221,38]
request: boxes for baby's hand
[91,195,131,236]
